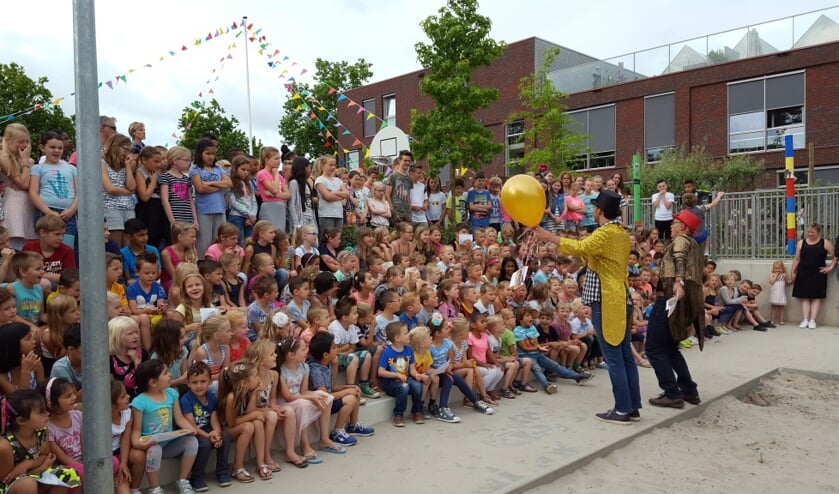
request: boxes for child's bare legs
[260,409,279,467]
[560,345,579,368]
[277,406,303,463]
[429,374,440,403]
[128,448,146,490]
[344,354,359,386]
[472,367,488,400]
[502,361,519,390]
[516,357,532,385]
[317,407,340,450]
[359,353,372,382]
[369,346,384,387]
[228,421,258,473]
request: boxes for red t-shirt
[22,240,76,275]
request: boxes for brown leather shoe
[649,394,685,409]
[683,394,701,405]
[412,412,425,424]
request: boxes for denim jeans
[450,372,480,405]
[645,296,698,399]
[191,432,230,482]
[591,301,642,414]
[227,214,253,246]
[436,372,454,408]
[380,377,423,417]
[521,352,578,388]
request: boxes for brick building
[337,11,839,188]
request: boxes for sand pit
[529,369,839,493]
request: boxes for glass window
[645,93,675,162]
[567,105,615,169]
[383,95,396,128]
[347,150,360,171]
[505,120,525,175]
[362,99,376,137]
[727,71,805,154]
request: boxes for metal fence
[627,186,839,259]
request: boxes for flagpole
[243,15,254,154]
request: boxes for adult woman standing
[645,209,705,409]
[0,123,37,249]
[101,134,137,246]
[128,121,146,151]
[791,223,836,329]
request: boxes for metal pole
[72,1,111,493]
[632,154,641,226]
[243,15,254,154]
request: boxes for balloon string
[516,230,538,267]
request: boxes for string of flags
[0,18,247,123]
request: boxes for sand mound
[529,370,839,493]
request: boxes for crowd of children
[0,124,796,494]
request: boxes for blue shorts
[330,398,344,415]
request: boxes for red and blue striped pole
[785,134,796,255]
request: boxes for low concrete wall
[715,259,839,325]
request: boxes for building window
[383,94,396,128]
[568,105,616,170]
[644,93,675,162]
[346,150,360,171]
[728,71,805,154]
[505,120,525,175]
[362,98,376,137]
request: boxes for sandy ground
[529,369,839,493]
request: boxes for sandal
[637,359,652,368]
[285,457,308,469]
[520,383,538,393]
[233,468,254,483]
[318,444,347,454]
[303,453,323,465]
[266,462,283,473]
[258,465,273,480]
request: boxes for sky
[1,0,837,150]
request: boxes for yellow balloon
[501,174,546,227]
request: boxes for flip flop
[266,462,283,472]
[285,458,308,469]
[303,453,323,465]
[318,444,347,454]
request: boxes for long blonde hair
[0,123,30,179]
[218,362,256,427]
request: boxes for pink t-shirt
[257,169,285,203]
[205,243,245,261]
[467,331,491,364]
[47,410,83,462]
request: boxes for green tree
[0,63,76,158]
[278,58,373,160]
[508,47,588,174]
[176,98,250,159]
[640,145,764,195]
[410,0,505,183]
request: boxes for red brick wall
[339,38,839,182]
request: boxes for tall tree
[508,47,588,173]
[410,0,505,180]
[278,58,373,160]
[176,98,251,159]
[0,63,76,158]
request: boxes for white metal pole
[243,15,254,154]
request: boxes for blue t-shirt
[429,339,453,368]
[399,312,419,331]
[120,245,161,281]
[180,391,217,432]
[307,360,333,392]
[513,324,540,354]
[126,280,167,310]
[31,162,77,210]
[131,388,180,444]
[189,164,227,215]
[580,192,598,227]
[466,188,490,228]
[285,299,310,328]
[378,344,414,384]
[246,301,278,341]
[12,281,43,324]
[374,314,400,346]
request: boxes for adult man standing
[384,150,413,225]
[645,209,705,409]
[534,190,641,425]
[99,115,117,150]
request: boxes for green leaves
[411,0,505,177]
[277,58,372,159]
[176,98,251,158]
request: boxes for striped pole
[784,135,796,255]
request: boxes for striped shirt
[160,172,195,224]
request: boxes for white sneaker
[688,336,700,345]
[807,320,817,329]
[799,320,809,328]
[176,479,195,494]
